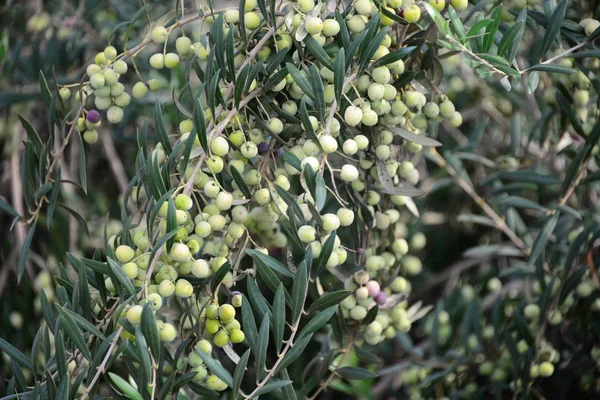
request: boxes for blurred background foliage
[2,0,600,398]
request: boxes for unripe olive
[337,208,355,226]
[404,4,422,23]
[298,0,315,12]
[350,305,368,320]
[151,26,169,43]
[213,329,230,347]
[149,53,165,69]
[298,225,317,242]
[361,109,378,126]
[164,53,180,69]
[107,106,124,124]
[576,281,593,297]
[126,305,143,326]
[116,245,135,263]
[104,46,118,60]
[524,303,540,320]
[59,87,71,101]
[487,277,502,292]
[147,293,162,311]
[322,19,341,36]
[230,328,245,343]
[206,374,228,391]
[355,0,373,15]
[175,279,193,298]
[439,99,456,118]
[348,14,366,33]
[451,0,469,11]
[132,82,149,99]
[175,36,192,55]
[90,73,105,89]
[305,16,323,35]
[122,262,139,279]
[341,164,359,182]
[372,66,391,84]
[148,79,161,91]
[429,0,446,11]
[219,304,236,322]
[160,322,177,342]
[158,280,175,297]
[539,361,554,377]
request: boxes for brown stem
[429,148,530,255]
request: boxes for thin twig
[429,148,530,255]
[81,326,124,400]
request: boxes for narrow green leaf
[0,338,32,370]
[255,313,270,379]
[0,198,20,219]
[291,260,308,323]
[275,185,304,222]
[337,367,378,380]
[142,303,161,360]
[235,64,250,107]
[134,328,152,384]
[166,196,177,251]
[253,380,294,397]
[498,21,524,61]
[303,35,334,70]
[55,307,91,360]
[299,98,322,151]
[76,131,87,193]
[371,46,416,68]
[194,98,208,152]
[309,65,326,122]
[274,334,312,375]
[231,166,252,199]
[17,222,36,283]
[354,347,382,364]
[55,374,69,400]
[241,294,258,352]
[189,382,220,397]
[527,71,540,93]
[273,284,286,354]
[108,373,143,400]
[246,249,294,277]
[482,5,502,53]
[333,48,346,103]
[226,25,236,81]
[540,0,568,58]
[210,261,231,293]
[232,349,250,399]
[562,121,600,194]
[529,212,560,265]
[307,290,351,314]
[298,306,337,339]
[247,277,270,319]
[107,257,137,299]
[286,63,314,100]
[55,305,105,340]
[154,102,173,154]
[196,351,234,387]
[507,9,527,64]
[387,126,441,147]
[312,231,336,279]
[495,196,545,211]
[359,27,389,73]
[527,64,576,74]
[18,115,43,151]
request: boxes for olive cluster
[63,0,454,393]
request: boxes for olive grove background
[1,0,600,399]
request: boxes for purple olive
[375,292,387,305]
[86,109,101,123]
